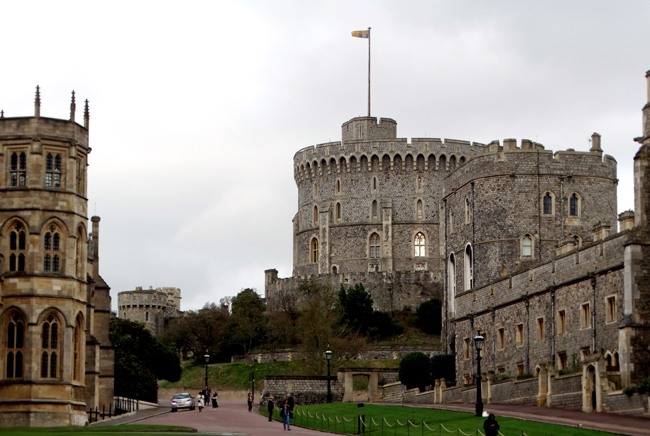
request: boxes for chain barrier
[288,407,547,436]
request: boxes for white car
[171,393,195,412]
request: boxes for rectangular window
[558,352,567,370]
[606,296,616,324]
[581,303,591,329]
[557,310,566,335]
[516,363,525,376]
[516,324,524,346]
[463,338,470,360]
[536,317,545,341]
[497,328,505,350]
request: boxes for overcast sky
[1,1,647,312]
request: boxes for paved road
[102,399,650,436]
[127,400,321,435]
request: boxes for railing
[87,396,140,423]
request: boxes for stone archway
[582,363,602,412]
[338,368,382,403]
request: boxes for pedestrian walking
[483,413,500,436]
[247,392,253,412]
[286,393,294,410]
[267,395,275,421]
[197,393,204,413]
[280,399,291,430]
[212,390,218,410]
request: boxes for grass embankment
[159,359,400,390]
[262,403,615,436]
[1,425,195,436]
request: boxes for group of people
[265,393,294,430]
[197,386,218,412]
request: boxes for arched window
[45,152,62,188]
[569,193,580,216]
[5,313,24,378]
[44,225,61,273]
[448,253,456,314]
[372,177,377,190]
[542,192,553,215]
[332,266,338,274]
[522,235,533,257]
[369,233,380,258]
[10,151,27,187]
[464,244,473,291]
[414,233,426,257]
[417,177,422,189]
[75,227,84,278]
[335,180,340,194]
[465,198,470,224]
[417,200,423,220]
[9,223,26,272]
[372,200,378,219]
[41,314,59,379]
[313,183,318,198]
[313,205,318,226]
[336,202,342,220]
[73,316,83,381]
[310,238,319,263]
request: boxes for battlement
[341,116,397,141]
[0,86,91,146]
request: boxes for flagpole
[368,27,371,117]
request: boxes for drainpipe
[591,277,597,354]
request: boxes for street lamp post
[325,345,333,403]
[474,329,484,417]
[204,351,210,389]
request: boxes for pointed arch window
[335,180,341,194]
[313,205,318,226]
[372,200,378,219]
[417,200,423,220]
[41,315,59,379]
[44,225,61,273]
[414,232,426,257]
[45,152,62,187]
[73,317,83,381]
[310,237,319,263]
[464,244,473,291]
[569,193,580,217]
[448,253,456,314]
[10,151,27,187]
[9,223,26,272]
[336,202,342,220]
[542,192,554,215]
[522,235,533,257]
[370,233,381,258]
[6,314,24,378]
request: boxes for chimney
[618,211,635,231]
[590,133,602,153]
[91,216,100,278]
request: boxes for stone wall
[231,346,442,363]
[263,376,344,405]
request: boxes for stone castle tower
[266,114,617,313]
[0,88,114,426]
[117,286,181,336]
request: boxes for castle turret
[342,116,397,141]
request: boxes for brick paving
[97,399,650,436]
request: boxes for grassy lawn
[262,403,616,436]
[0,425,195,435]
[160,359,400,390]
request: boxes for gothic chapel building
[0,88,114,426]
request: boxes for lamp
[204,350,210,389]
[325,345,333,403]
[474,329,484,417]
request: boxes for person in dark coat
[286,393,294,410]
[483,414,500,436]
[247,392,253,412]
[267,395,274,421]
[280,399,291,430]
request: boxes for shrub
[399,352,431,390]
[367,311,403,340]
[430,354,455,385]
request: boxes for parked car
[171,393,195,412]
